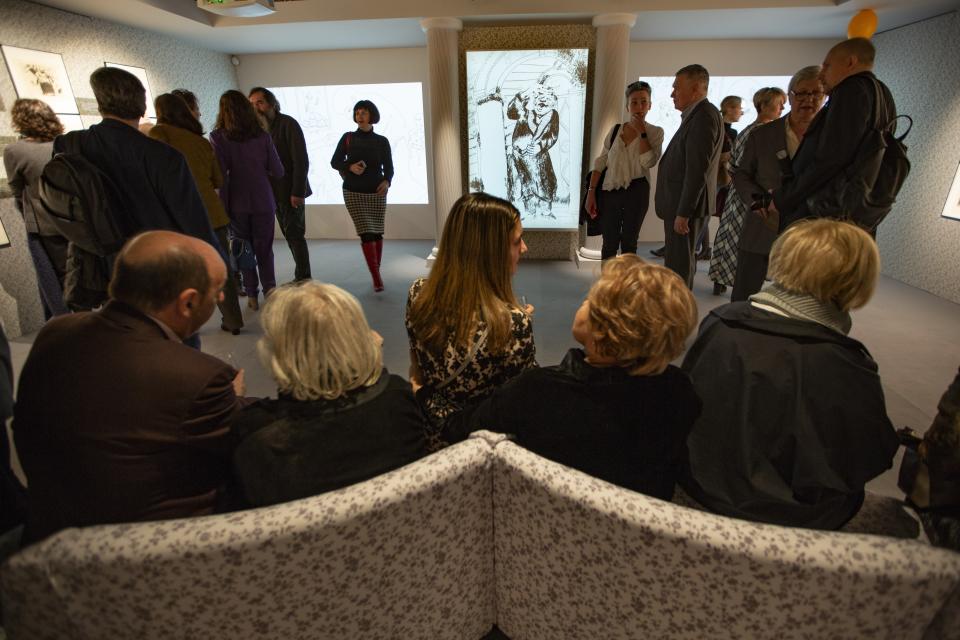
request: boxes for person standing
[330,100,393,292]
[731,68,826,301]
[585,81,664,260]
[248,87,313,282]
[3,99,69,318]
[770,38,898,233]
[654,65,725,289]
[211,90,284,310]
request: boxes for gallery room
[0,0,959,638]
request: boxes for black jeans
[599,178,649,260]
[275,197,311,280]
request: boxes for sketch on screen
[467,49,589,230]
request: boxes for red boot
[361,242,384,292]
[375,238,383,267]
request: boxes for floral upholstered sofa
[3,433,959,640]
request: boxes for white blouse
[593,122,664,191]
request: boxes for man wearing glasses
[768,38,897,232]
[730,66,826,301]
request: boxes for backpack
[806,77,912,232]
[38,134,126,257]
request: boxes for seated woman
[682,219,900,530]
[406,192,537,450]
[440,254,701,500]
[232,282,427,508]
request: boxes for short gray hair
[676,64,710,89]
[789,65,822,94]
[258,282,383,401]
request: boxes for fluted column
[421,17,463,260]
[580,13,636,260]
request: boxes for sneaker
[650,246,666,258]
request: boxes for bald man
[771,38,897,232]
[14,231,245,545]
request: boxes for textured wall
[874,11,960,304]
[0,0,239,194]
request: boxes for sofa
[3,432,959,640]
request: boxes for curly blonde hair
[10,99,64,141]
[587,254,698,376]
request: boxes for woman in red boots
[330,100,394,292]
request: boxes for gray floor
[7,238,960,499]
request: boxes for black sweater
[330,128,394,194]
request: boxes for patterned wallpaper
[874,11,960,304]
[460,25,596,259]
[0,0,239,196]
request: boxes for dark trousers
[26,233,68,318]
[600,178,649,260]
[663,216,705,289]
[275,198,311,280]
[731,250,769,302]
[214,226,244,330]
[231,210,276,296]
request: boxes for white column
[579,13,636,261]
[421,17,463,263]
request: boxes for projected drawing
[468,49,589,230]
[1,45,79,114]
[269,83,428,205]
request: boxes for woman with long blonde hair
[406,192,536,449]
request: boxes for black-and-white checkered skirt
[343,189,386,235]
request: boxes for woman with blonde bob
[683,219,899,530]
[406,192,536,449]
[232,282,426,508]
[441,254,702,500]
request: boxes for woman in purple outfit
[211,90,284,310]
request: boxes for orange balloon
[847,9,878,39]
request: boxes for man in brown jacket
[14,231,245,546]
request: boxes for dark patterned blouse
[405,278,536,449]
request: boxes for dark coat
[330,128,394,194]
[13,301,241,545]
[442,349,702,500]
[733,115,790,254]
[655,99,725,220]
[232,372,427,508]
[268,112,312,201]
[772,71,896,228]
[681,302,899,530]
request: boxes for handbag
[579,124,622,236]
[229,234,257,271]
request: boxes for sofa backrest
[491,440,960,640]
[1,438,496,640]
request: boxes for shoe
[712,282,728,296]
[361,242,385,292]
[696,247,712,261]
[247,296,259,311]
[220,323,241,336]
[650,246,666,258]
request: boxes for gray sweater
[2,139,57,235]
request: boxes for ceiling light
[197,0,276,18]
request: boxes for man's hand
[349,161,365,175]
[232,369,246,397]
[674,216,690,235]
[766,197,779,217]
[376,180,389,196]
[585,190,599,219]
[290,195,305,208]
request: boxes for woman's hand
[376,180,390,196]
[349,161,365,175]
[585,190,599,219]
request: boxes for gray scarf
[749,282,852,335]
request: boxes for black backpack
[806,77,912,232]
[38,134,125,257]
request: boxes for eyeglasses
[790,90,824,100]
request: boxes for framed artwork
[1,44,79,114]
[0,216,9,249]
[942,159,960,221]
[466,49,589,230]
[104,62,156,119]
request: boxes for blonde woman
[406,192,536,449]
[443,254,700,500]
[232,282,427,508]
[683,219,899,529]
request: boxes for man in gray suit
[655,65,724,288]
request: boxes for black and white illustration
[105,62,156,119]
[1,45,79,114]
[467,49,588,230]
